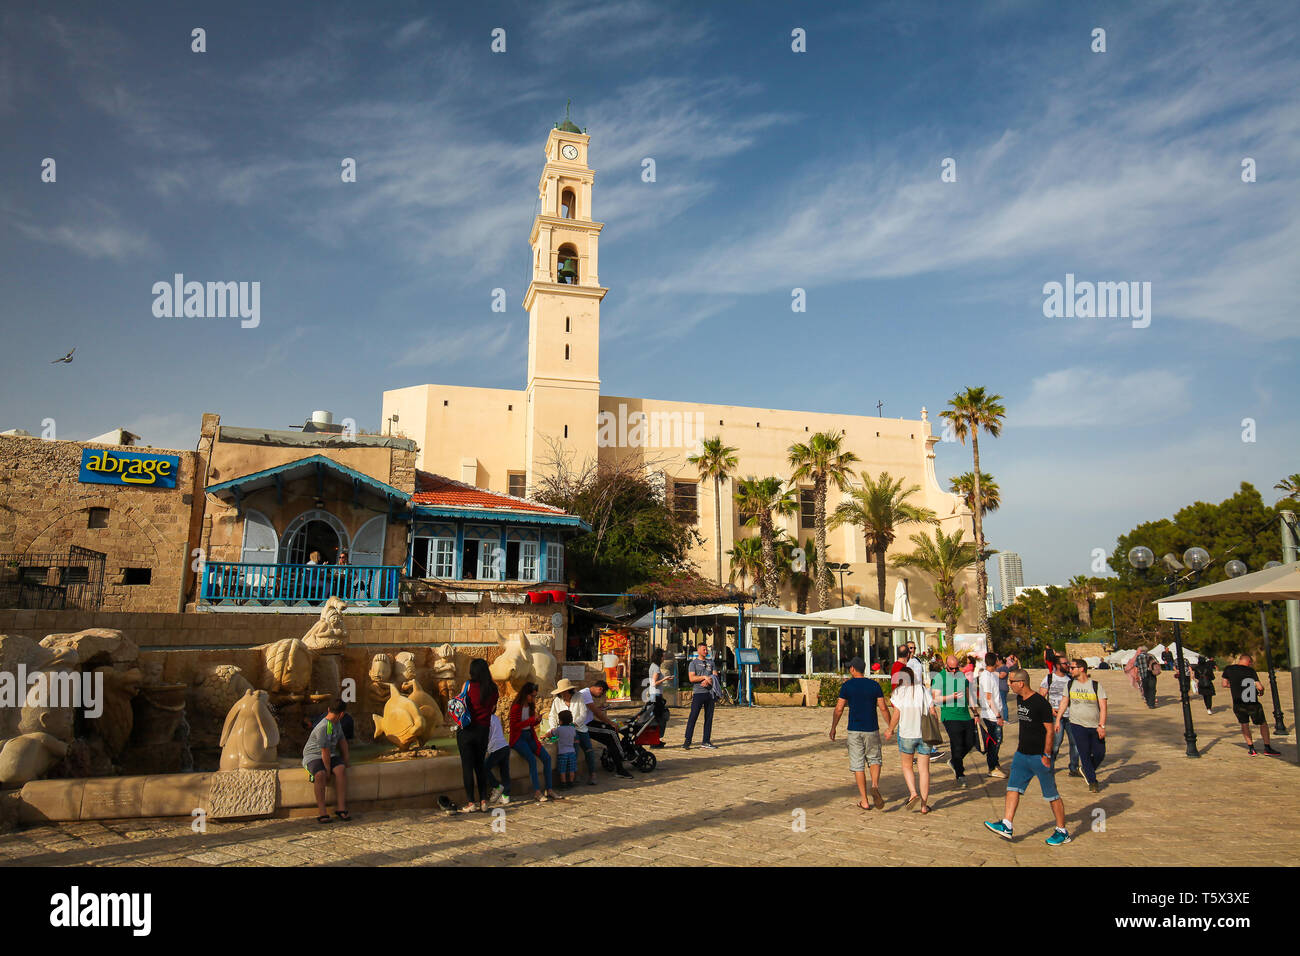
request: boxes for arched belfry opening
[560,187,577,219]
[557,243,579,284]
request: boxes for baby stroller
[599,700,662,773]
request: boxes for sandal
[920,803,932,814]
[905,795,921,812]
[316,815,332,824]
[334,810,352,821]
[855,801,872,811]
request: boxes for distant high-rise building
[998,552,1024,606]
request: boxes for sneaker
[700,742,718,750]
[499,794,511,805]
[682,744,691,750]
[488,785,504,804]
[1046,828,1072,847]
[616,769,634,778]
[929,749,946,762]
[1067,768,1082,778]
[984,820,1014,840]
[1262,744,1282,756]
[957,777,968,790]
[1206,708,1213,715]
[1248,746,1259,756]
[988,768,1006,779]
[586,778,598,786]
[1087,782,1100,793]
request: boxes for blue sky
[2,0,1297,590]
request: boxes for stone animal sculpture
[219,689,281,770]
[0,732,69,788]
[404,677,445,742]
[260,638,313,695]
[301,596,348,652]
[87,666,142,760]
[372,683,423,751]
[489,632,558,696]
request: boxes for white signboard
[562,664,586,681]
[953,633,988,658]
[1157,601,1194,623]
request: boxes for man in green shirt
[931,654,976,789]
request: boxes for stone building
[0,433,198,612]
[382,119,977,628]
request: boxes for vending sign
[597,627,632,702]
[79,449,180,489]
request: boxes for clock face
[561,144,579,161]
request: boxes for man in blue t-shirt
[830,657,892,811]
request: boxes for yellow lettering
[85,452,106,472]
[155,460,171,477]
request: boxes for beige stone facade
[0,434,197,612]
[382,126,978,630]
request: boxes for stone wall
[0,435,198,613]
[0,603,566,649]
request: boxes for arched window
[560,188,576,219]
[280,509,349,564]
[240,509,278,565]
[557,244,579,284]
[350,515,387,566]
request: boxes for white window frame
[429,537,455,578]
[546,542,564,582]
[470,538,503,581]
[519,540,539,582]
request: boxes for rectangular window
[508,473,527,498]
[415,537,455,578]
[21,566,49,584]
[800,488,816,530]
[63,566,89,585]
[123,568,152,585]
[546,542,564,583]
[469,539,501,581]
[520,541,539,581]
[506,540,521,580]
[672,481,698,523]
[88,508,109,529]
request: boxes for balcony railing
[198,562,400,612]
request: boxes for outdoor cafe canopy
[1154,561,1300,603]
[806,603,944,630]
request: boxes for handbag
[446,681,474,731]
[920,710,943,746]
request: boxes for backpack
[447,681,474,730]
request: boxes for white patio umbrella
[1154,561,1300,603]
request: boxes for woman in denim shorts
[887,668,940,813]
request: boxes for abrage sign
[598,627,632,702]
[79,449,180,489]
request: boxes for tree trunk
[971,431,989,634]
[814,476,829,611]
[760,518,779,607]
[875,544,887,611]
[713,476,724,586]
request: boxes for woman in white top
[887,667,941,813]
[548,679,596,784]
[646,648,670,743]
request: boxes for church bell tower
[524,110,607,489]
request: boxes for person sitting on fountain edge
[303,698,351,823]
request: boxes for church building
[382,118,976,627]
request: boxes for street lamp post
[1227,559,1288,734]
[1128,545,1201,757]
[826,562,853,607]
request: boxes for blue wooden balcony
[198,562,401,613]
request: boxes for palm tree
[735,476,798,606]
[890,527,979,640]
[779,533,829,613]
[726,536,763,593]
[688,437,739,584]
[940,387,1006,634]
[788,431,860,610]
[1275,474,1300,502]
[830,471,937,612]
[1067,574,1094,628]
[948,471,1001,532]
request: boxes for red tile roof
[412,472,567,515]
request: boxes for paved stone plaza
[1,669,1296,867]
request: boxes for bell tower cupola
[524,105,608,487]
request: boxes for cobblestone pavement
[1,670,1296,866]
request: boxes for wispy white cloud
[394,322,522,369]
[1011,367,1191,428]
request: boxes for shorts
[1233,701,1266,725]
[557,751,577,774]
[306,756,344,778]
[897,736,935,756]
[847,730,883,771]
[1007,750,1060,801]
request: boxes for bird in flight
[51,348,75,364]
